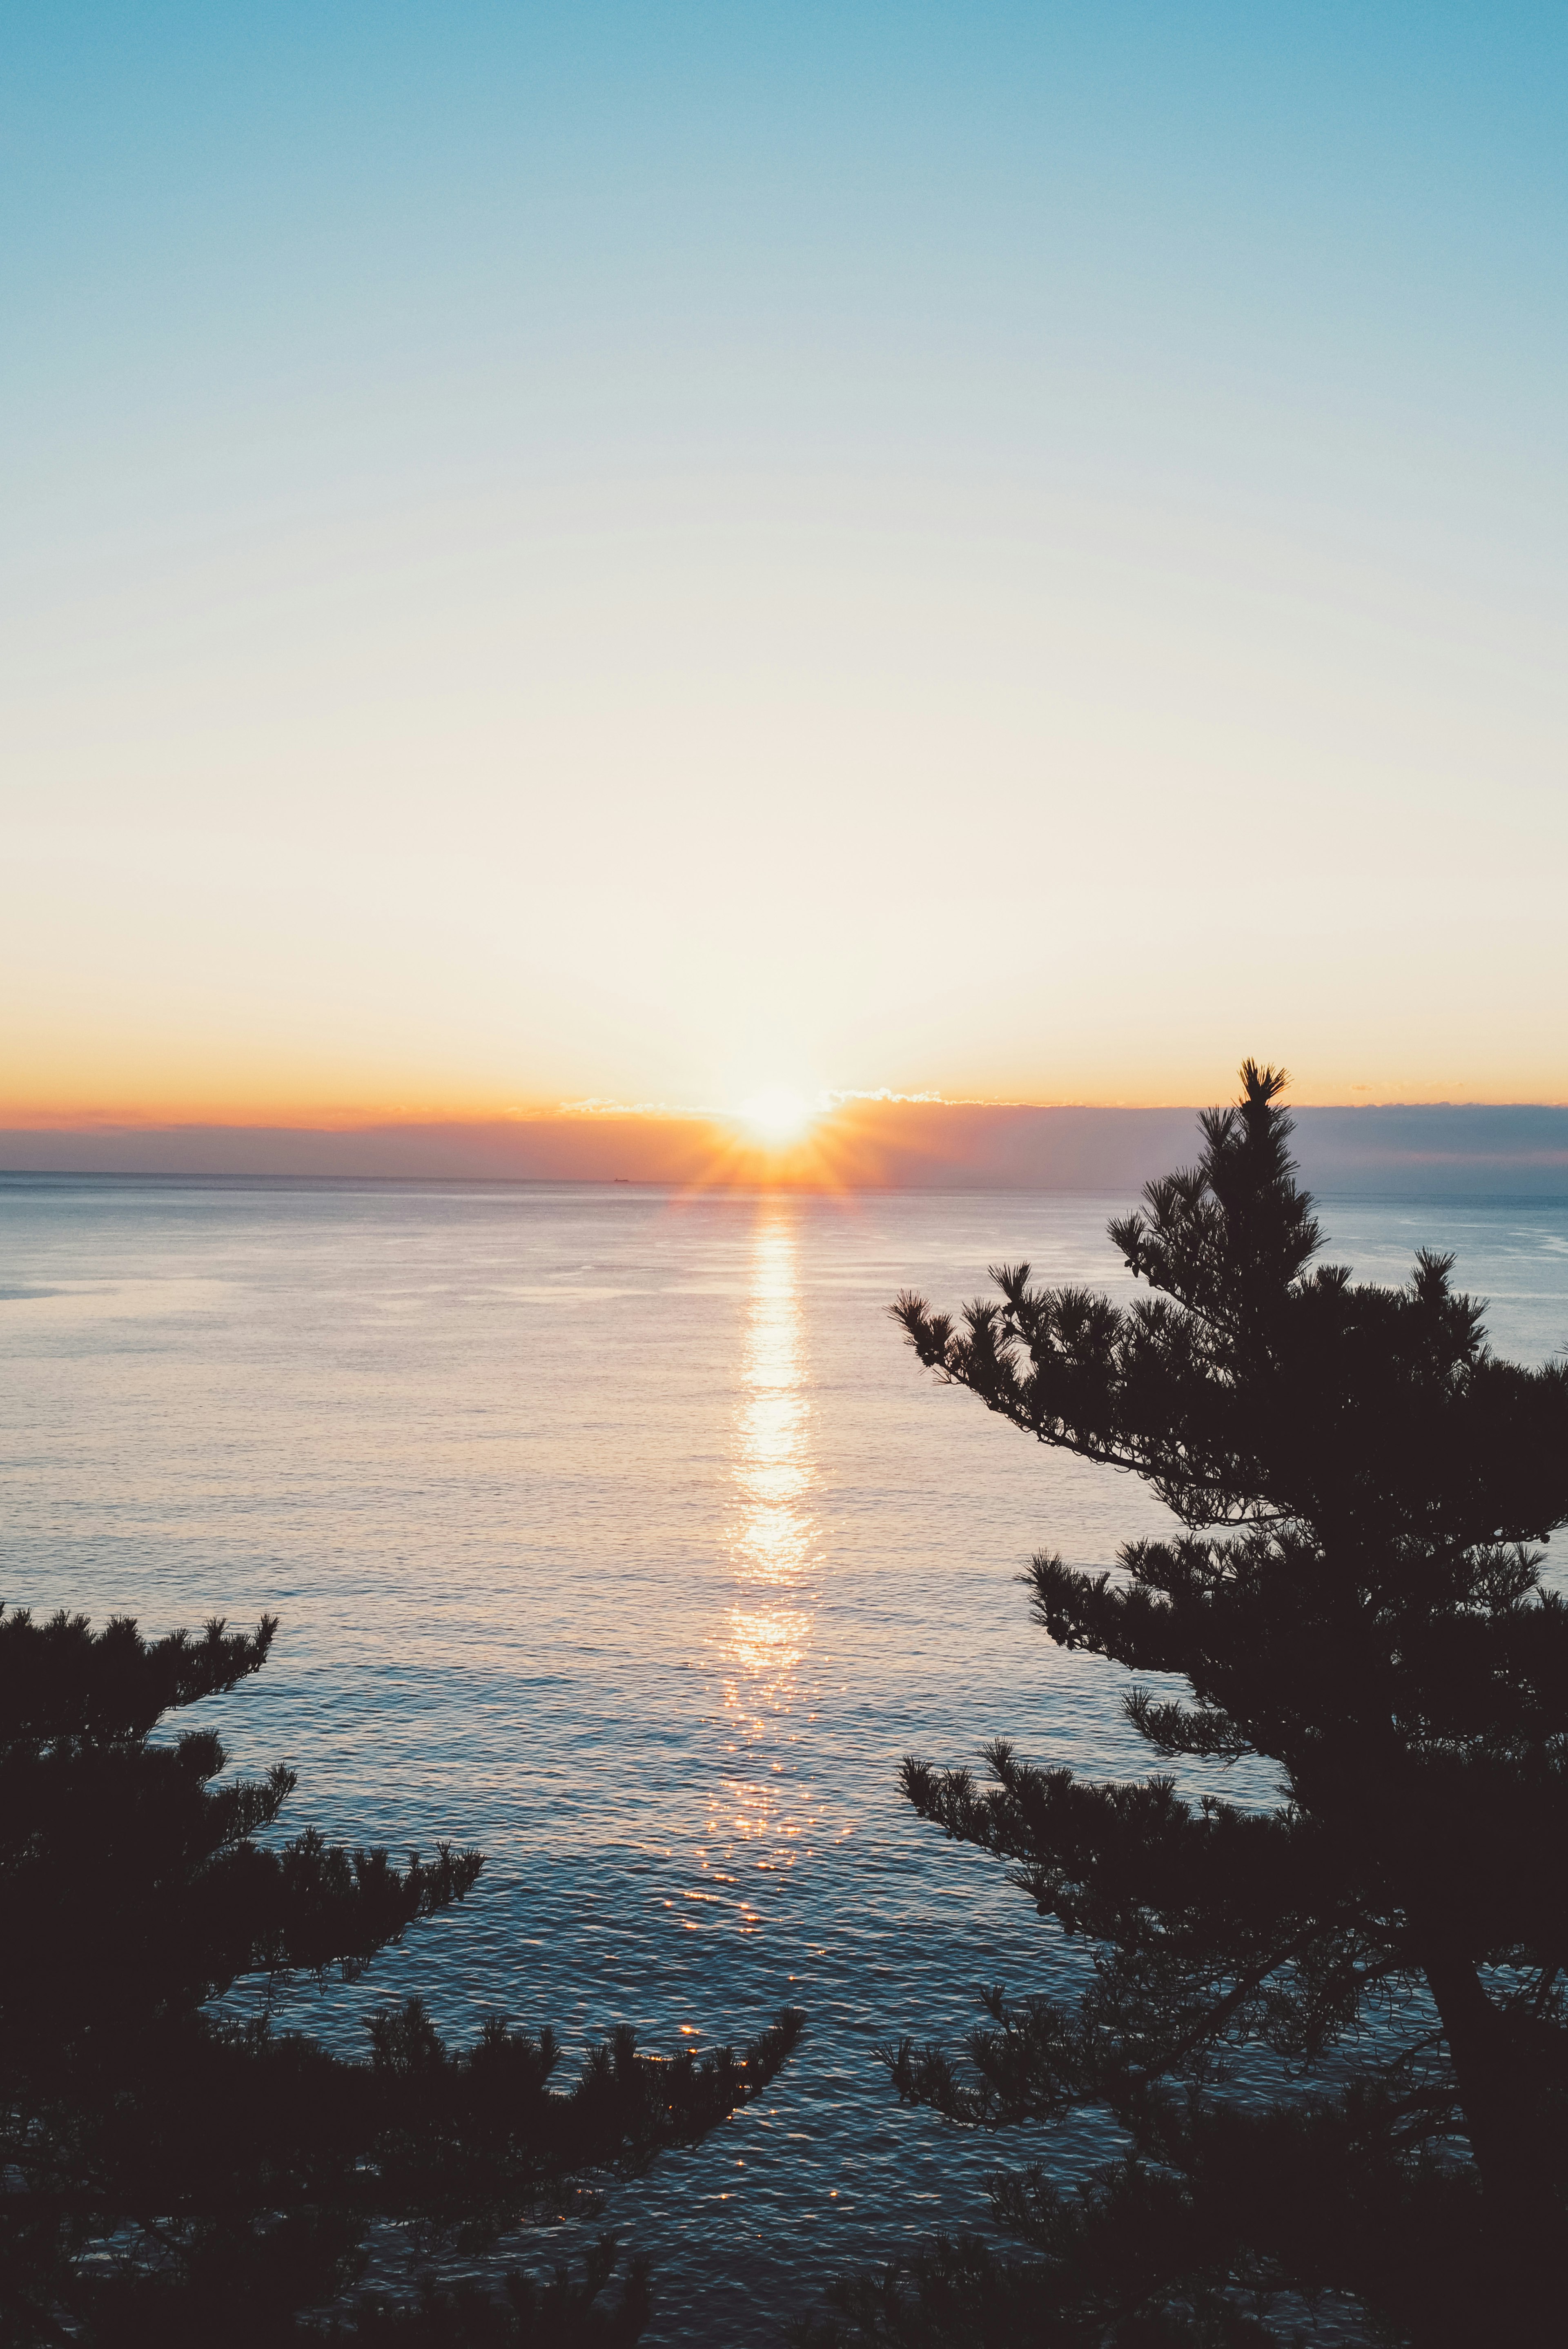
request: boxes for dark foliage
[0,1605,802,2344]
[803,1062,1568,2347]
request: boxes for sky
[4,2,1566,1131]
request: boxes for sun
[739,1084,815,1146]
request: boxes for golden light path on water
[702,1210,820,1916]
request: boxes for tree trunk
[1423,1946,1561,2347]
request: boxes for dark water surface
[4,1179,1567,2339]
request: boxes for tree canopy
[807,1061,1568,2348]
[0,1604,801,2345]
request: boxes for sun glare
[739,1085,814,1147]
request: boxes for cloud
[3,1100,1567,1196]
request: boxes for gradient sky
[5,3,1566,1124]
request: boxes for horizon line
[8,1095,1568,1136]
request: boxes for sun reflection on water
[702,1210,822,1903]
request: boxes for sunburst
[738,1084,815,1147]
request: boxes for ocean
[4,1177,1567,2340]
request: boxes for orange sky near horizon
[6,1091,1567,1202]
[6,1058,1568,1138]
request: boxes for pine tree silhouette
[0,1607,801,2345]
[805,1062,1568,2348]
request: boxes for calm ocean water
[4,1178,1568,2341]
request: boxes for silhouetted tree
[0,1605,801,2345]
[805,1063,1568,2348]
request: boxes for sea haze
[4,1180,1567,2341]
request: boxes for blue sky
[5,4,1566,1117]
